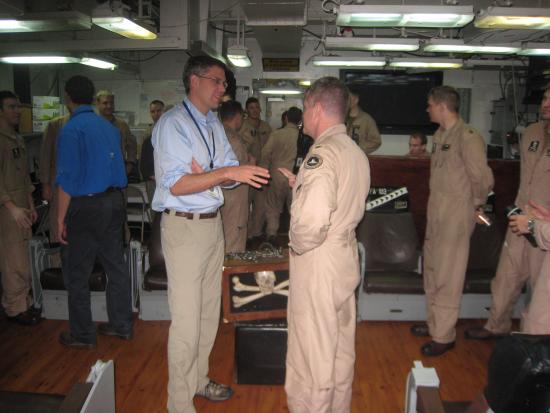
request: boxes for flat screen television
[341,70,443,135]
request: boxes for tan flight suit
[220,127,250,253]
[260,123,299,237]
[423,118,494,343]
[285,124,370,413]
[111,117,138,166]
[0,128,35,317]
[39,115,69,242]
[485,122,550,334]
[523,220,550,334]
[346,109,381,155]
[240,117,272,237]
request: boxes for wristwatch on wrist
[527,218,536,235]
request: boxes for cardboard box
[32,108,61,121]
[33,120,49,133]
[32,96,60,109]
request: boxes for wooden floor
[0,317,497,413]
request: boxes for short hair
[286,106,302,125]
[428,85,460,113]
[347,84,361,98]
[0,90,18,110]
[65,76,95,105]
[245,97,259,108]
[305,77,349,121]
[150,99,164,107]
[182,55,226,94]
[96,89,113,101]
[410,131,427,145]
[219,100,243,122]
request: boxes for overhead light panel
[423,39,520,54]
[0,11,91,33]
[336,5,474,28]
[325,36,419,52]
[259,89,303,95]
[389,58,463,69]
[475,7,550,29]
[0,55,81,64]
[226,45,252,68]
[92,5,156,40]
[518,43,550,56]
[312,56,386,67]
[463,59,526,68]
[80,57,117,70]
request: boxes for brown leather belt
[163,209,218,219]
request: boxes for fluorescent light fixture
[518,42,550,56]
[0,55,80,64]
[475,7,550,29]
[325,36,419,52]
[423,39,520,54]
[389,58,462,69]
[463,59,526,68]
[0,11,91,33]
[336,5,474,28]
[259,89,303,95]
[80,57,117,70]
[299,80,311,86]
[92,6,156,40]
[312,56,386,67]
[226,45,252,68]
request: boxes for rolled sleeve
[289,158,337,255]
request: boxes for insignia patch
[528,140,540,152]
[305,155,323,169]
[432,143,437,152]
[12,148,21,159]
[442,144,451,151]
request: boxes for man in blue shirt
[56,75,133,348]
[152,56,270,413]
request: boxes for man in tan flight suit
[508,201,550,334]
[279,77,370,413]
[466,87,550,339]
[260,106,302,244]
[0,90,41,325]
[96,90,138,175]
[240,97,272,242]
[219,100,250,253]
[346,85,381,155]
[140,99,165,203]
[39,115,69,243]
[410,86,494,356]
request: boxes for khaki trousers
[265,172,292,237]
[523,253,550,334]
[423,194,476,343]
[221,185,249,253]
[0,207,31,316]
[285,241,359,413]
[485,229,546,334]
[247,187,267,238]
[161,212,224,413]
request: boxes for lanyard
[182,101,216,170]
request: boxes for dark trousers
[62,190,132,343]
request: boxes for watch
[527,218,535,235]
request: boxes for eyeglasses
[197,75,228,89]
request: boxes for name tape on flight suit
[366,187,408,211]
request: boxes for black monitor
[341,70,443,135]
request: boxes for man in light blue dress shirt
[152,56,270,413]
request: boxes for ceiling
[0,0,549,64]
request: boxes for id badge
[207,186,222,200]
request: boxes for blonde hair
[96,89,114,101]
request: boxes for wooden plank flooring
[0,317,496,412]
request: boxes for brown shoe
[421,340,455,357]
[410,323,430,337]
[464,327,507,340]
[6,309,42,326]
[59,331,96,349]
[97,323,133,340]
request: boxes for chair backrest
[357,212,420,272]
[147,212,164,268]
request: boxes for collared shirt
[56,105,127,197]
[151,99,239,213]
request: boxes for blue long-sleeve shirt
[56,105,127,196]
[151,99,239,213]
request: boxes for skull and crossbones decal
[231,271,289,308]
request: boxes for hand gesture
[226,165,270,189]
[278,167,296,188]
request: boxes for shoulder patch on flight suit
[528,140,540,152]
[442,144,451,151]
[305,155,323,169]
